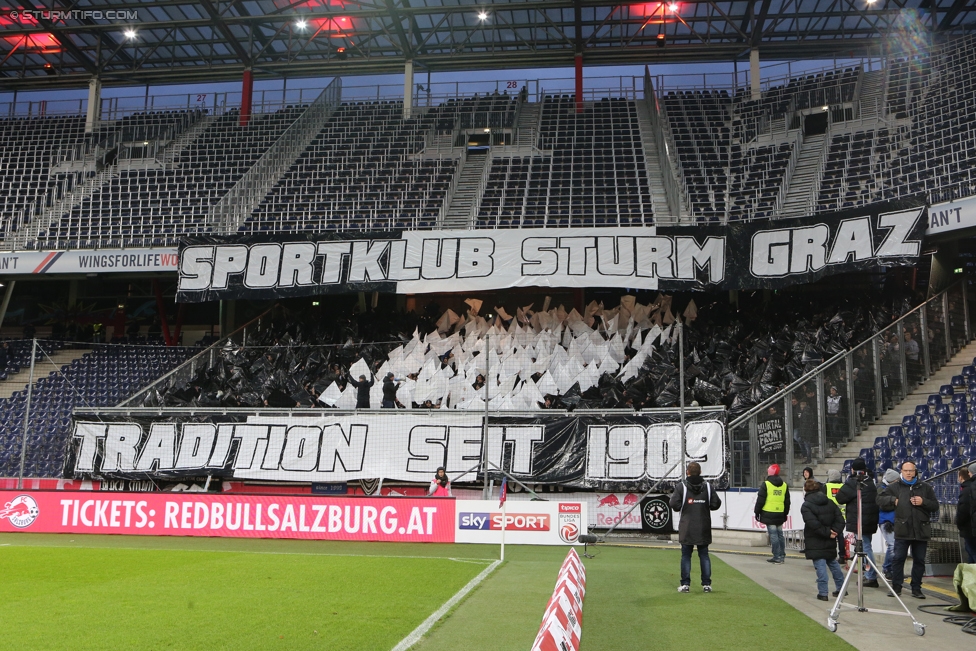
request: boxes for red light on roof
[336,46,345,52]
[2,33,60,52]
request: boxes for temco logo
[0,495,39,528]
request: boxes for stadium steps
[0,348,92,399]
[441,149,490,228]
[857,69,887,120]
[635,100,677,223]
[159,113,217,164]
[815,338,976,479]
[777,132,826,218]
[515,102,541,148]
[15,168,122,248]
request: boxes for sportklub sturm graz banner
[176,200,926,302]
[64,409,726,491]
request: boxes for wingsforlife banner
[176,201,926,302]
[0,249,178,275]
[65,410,726,490]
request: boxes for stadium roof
[1,0,974,90]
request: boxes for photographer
[835,458,880,587]
[429,467,452,497]
[876,461,938,599]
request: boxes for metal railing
[643,70,686,221]
[119,310,274,408]
[208,78,342,233]
[728,280,971,489]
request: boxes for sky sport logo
[6,9,139,22]
[0,495,39,529]
[458,512,550,531]
[557,503,582,543]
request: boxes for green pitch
[0,535,854,651]
[0,534,492,651]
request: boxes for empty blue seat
[909,445,925,459]
[859,448,875,462]
[914,458,930,477]
[922,433,938,447]
[877,459,894,474]
[906,433,923,447]
[935,404,950,418]
[937,423,953,437]
[914,404,930,417]
[902,415,916,428]
[930,458,948,475]
[963,365,975,378]
[888,425,903,438]
[957,433,972,446]
[842,459,854,475]
[941,385,955,396]
[874,436,890,449]
[891,434,907,448]
[876,446,892,461]
[927,394,943,407]
[952,375,966,388]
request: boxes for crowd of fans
[143,287,919,415]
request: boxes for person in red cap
[755,463,791,563]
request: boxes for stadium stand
[33,105,306,249]
[139,289,918,417]
[0,344,194,478]
[0,34,974,242]
[477,96,654,227]
[241,100,459,233]
[0,115,87,237]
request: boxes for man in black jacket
[835,458,880,587]
[670,462,722,593]
[801,479,847,600]
[876,461,939,599]
[755,464,791,564]
[347,373,375,409]
[381,373,400,409]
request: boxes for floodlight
[478,11,489,21]
[668,3,679,12]
[124,29,136,40]
[295,19,307,30]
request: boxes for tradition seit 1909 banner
[63,409,726,490]
[175,201,926,302]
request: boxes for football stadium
[2,1,976,649]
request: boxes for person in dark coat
[755,464,791,563]
[801,479,847,600]
[956,466,975,563]
[876,460,939,599]
[347,373,374,409]
[381,373,400,408]
[670,461,722,593]
[835,458,880,587]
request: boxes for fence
[729,280,971,488]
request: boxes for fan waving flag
[498,477,508,508]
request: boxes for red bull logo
[0,495,38,528]
[597,494,620,508]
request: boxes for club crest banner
[176,201,926,302]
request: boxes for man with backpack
[670,461,722,593]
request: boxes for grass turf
[414,545,857,651]
[0,534,493,651]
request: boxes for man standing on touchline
[670,461,722,593]
[876,461,939,599]
[755,463,790,564]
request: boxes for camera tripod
[826,477,925,636]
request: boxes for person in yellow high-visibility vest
[824,468,848,563]
[755,464,791,563]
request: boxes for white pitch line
[390,559,502,651]
[0,542,495,563]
